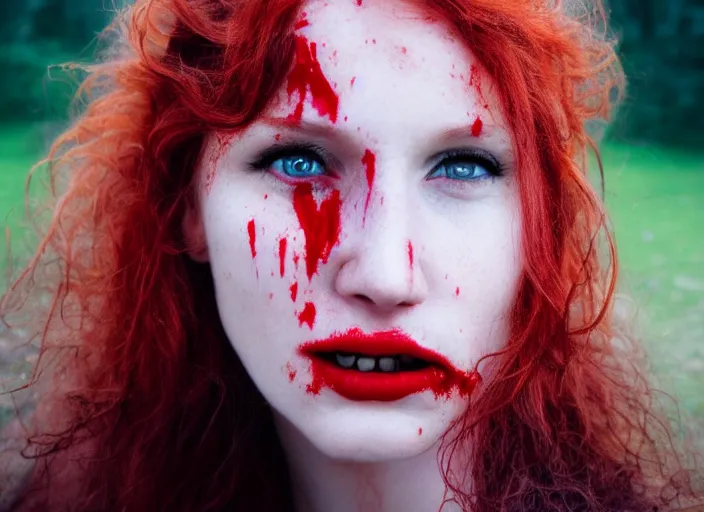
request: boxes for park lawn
[0,123,703,417]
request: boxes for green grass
[0,122,703,418]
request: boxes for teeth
[356,357,376,372]
[335,354,356,369]
[378,357,397,372]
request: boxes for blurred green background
[0,1,702,424]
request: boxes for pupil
[453,164,473,178]
[292,158,310,174]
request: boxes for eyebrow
[261,116,510,151]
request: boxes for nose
[334,187,428,312]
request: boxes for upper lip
[298,327,454,370]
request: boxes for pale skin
[184,0,523,510]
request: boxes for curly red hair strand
[1,0,702,510]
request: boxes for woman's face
[186,0,522,461]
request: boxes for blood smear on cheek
[247,219,257,259]
[298,302,316,330]
[286,362,297,382]
[455,287,460,297]
[293,183,342,280]
[418,428,422,435]
[279,237,287,277]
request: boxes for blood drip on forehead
[287,35,339,124]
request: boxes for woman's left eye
[272,155,325,178]
[427,151,503,182]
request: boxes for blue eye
[271,155,325,178]
[249,143,330,179]
[427,150,502,182]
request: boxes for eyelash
[248,142,506,182]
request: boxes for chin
[277,396,465,463]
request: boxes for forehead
[279,0,502,132]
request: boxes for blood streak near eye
[361,149,376,223]
[287,35,339,124]
[293,183,342,281]
[247,219,257,259]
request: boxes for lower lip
[304,357,480,402]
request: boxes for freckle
[372,39,376,44]
[445,274,448,280]
[365,39,368,44]
[418,427,422,435]
[356,126,361,132]
[380,195,384,205]
[449,73,455,78]
[322,42,327,47]
[269,293,274,299]
[356,0,362,5]
[452,63,455,69]
[333,50,337,57]
[344,115,348,122]
[350,76,356,87]
[401,46,407,54]
[455,287,460,297]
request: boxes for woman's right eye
[271,154,326,178]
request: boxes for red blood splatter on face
[407,241,414,268]
[361,149,376,223]
[356,0,362,5]
[293,183,342,280]
[455,287,460,297]
[286,362,297,382]
[264,194,268,199]
[290,282,299,302]
[293,251,300,270]
[350,76,356,87]
[298,302,316,329]
[279,237,287,277]
[247,219,256,259]
[418,427,422,435]
[471,116,483,137]
[401,46,407,54]
[287,36,339,124]
[294,18,309,30]
[275,133,281,141]
[469,64,489,109]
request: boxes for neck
[274,416,461,512]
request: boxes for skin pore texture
[184,1,521,510]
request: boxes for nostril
[353,294,375,304]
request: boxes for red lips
[297,328,480,402]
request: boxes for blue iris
[271,155,325,178]
[429,160,492,181]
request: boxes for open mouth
[297,328,478,402]
[317,352,432,373]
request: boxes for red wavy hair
[2,0,703,510]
